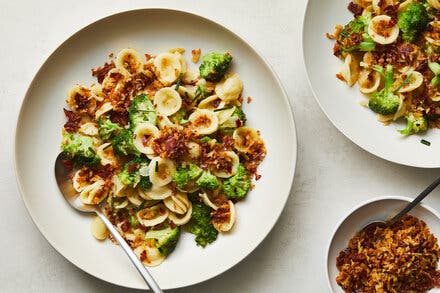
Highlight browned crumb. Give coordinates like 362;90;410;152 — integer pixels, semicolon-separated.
192;49;201;63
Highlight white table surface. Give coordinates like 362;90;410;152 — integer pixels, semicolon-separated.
2;0;440;292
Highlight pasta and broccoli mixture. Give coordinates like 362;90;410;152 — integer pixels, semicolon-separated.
329;0;440;135
59;48;266;266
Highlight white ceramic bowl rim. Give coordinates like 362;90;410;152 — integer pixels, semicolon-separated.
13;7;298;290
326;195;440;292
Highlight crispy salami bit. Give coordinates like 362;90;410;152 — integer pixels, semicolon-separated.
63;108;81;132
347;2;362;17
92;61;115;83
152;127;191;160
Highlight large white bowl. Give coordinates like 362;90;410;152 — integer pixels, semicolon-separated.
303;0;440;168
327;196;440;292
14;8;297;290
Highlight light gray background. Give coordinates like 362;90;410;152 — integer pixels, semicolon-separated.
1;0;439;292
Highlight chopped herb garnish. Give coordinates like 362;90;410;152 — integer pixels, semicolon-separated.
184;91;190;100
110;197;115;212
421;139;431;146
200;136;212;143
213;106;233;112
155;161;159;172
394;73;413;93
180;118;189;125
128;215;139;227
136;200;147;211
175;73;183;90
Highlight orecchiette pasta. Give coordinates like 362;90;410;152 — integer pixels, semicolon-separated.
215;73;243;103
79;122;99;136
340;54;360;87
133;122;160;155
358;69;381;94
96;143;117;166
95;102;113;120
211;151;240;178
154;87;182;116
148;157;176;187
164;193;190;214
233;127;260;153
137;203;169;227
397;71;423;93
115;48;144;76
368;15;400;45
90;216;109;240
188;109;219;135
134;243;165;267
80;179;107;205
168;202;193;226
212;201;236;232
154;52;182;86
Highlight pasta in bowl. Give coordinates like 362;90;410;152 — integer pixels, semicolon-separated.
328;0;440;136
59;47;266;267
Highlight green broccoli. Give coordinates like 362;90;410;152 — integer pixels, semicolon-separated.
196;170;220;190
199;52;233;82
172;164;203;189
398;2;430;43
368;65;401;115
220;107;247;129
189;201;218;247
145;226;181;256
429;62;440;86
338;13;375;53
170;108;187;125
128;94;157;128
118;157;152;189
97;118;122;141
399;113;428;135
111;129;140;157
61;132;100;167
222;164;251;199
128;214;139;228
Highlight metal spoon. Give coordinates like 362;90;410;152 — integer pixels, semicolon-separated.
54;153;163;293
361;175;440;231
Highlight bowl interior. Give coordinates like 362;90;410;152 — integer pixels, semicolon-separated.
327;196;440;293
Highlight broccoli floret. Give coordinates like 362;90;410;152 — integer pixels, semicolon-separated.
222;164;251;199
97;118;122;141
189;201;218;247
196;170;220;190
172;164;203;189
128;214;139;228
398;2;430;43
368;65;401;115
188;164;203;179
339;13;375;53
111;129;140;157
128;94;157;128
118;157;151;189
145;226;181;256
399;113;428;135
221;107;247;129
170;108;187;125
61;132;100;167
199;52;233;82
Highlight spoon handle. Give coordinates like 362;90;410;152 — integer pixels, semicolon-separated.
96;210;163;293
389;175;440;223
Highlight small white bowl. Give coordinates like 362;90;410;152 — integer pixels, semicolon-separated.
327;196;440;293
